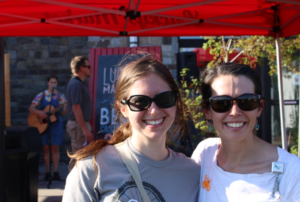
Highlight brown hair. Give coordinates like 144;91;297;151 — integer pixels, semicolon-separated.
47;75;58;82
68;55;186;169
70;56;88;74
201;63;262;109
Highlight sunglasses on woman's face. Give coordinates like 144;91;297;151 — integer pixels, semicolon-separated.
208;94;261;113
121;91;177;112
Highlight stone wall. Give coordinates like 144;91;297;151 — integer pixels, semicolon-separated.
138;37;178;78
6;37;89;126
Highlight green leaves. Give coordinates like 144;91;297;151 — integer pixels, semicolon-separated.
179;68;217;144
202;35;300;76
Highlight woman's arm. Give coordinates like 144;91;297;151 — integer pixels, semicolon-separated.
28;103;48;120
61;103;68;116
62;156;98;201
58;93;68;116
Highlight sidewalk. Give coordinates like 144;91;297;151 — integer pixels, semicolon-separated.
38;153;70;202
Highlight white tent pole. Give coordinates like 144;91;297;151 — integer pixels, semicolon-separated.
298;85;300;157
275;33;288;150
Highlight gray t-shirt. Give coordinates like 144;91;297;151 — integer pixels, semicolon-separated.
66;77;92;121
63;138;200;202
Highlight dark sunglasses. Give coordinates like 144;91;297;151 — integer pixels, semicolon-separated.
121;91;177;112
208;94;261;113
82;65;90;69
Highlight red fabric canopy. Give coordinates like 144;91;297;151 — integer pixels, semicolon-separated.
0;0;300;37
192;48;256;67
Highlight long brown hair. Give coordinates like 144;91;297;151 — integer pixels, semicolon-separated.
69;55;186;168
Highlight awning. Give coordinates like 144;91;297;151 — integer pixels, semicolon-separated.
0;0;299;37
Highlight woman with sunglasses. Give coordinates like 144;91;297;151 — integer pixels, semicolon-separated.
192;63;300;202
63;56;200;202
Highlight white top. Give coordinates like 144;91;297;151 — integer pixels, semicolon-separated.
191;138;300;202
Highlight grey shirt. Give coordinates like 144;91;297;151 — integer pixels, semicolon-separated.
63;138;200;202
66;77;92;121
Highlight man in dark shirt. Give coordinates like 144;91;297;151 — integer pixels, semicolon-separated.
66;56;94;154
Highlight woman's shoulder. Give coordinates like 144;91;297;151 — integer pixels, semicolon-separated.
170;149;200;170
194;138;220;153
94;144;124;165
36;90;47;97
277;148;300;199
74;155;95;172
74;145;122;172
278;147;300;169
191;138;220;164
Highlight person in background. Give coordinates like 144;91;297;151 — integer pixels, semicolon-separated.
66;56;93;156
29;75;67;181
62;55;200;202
192;63;300;202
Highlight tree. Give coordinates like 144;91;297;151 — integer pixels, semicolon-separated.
179;68;217;149
203;35;300;75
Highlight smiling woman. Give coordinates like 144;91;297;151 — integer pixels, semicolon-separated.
191;63;300;202
62;55;200;202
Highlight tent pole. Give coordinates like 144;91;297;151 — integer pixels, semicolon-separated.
275;33;287;150
298;90;300;157
0;37;7;202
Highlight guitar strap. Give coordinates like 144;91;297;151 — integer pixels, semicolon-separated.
40;90;61;112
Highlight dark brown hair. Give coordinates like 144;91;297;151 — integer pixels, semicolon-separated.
201;63;262;109
47;75;58;82
69;55;185;168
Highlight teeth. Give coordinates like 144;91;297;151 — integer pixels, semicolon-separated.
226;122;244;128
145;118;163;125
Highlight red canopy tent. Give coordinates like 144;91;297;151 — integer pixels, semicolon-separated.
0;0;299;37
1;0;300;200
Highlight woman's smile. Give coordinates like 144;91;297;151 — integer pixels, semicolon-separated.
224;121;245;131
144;117;165;126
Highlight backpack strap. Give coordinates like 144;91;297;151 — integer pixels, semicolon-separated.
114;141;151;202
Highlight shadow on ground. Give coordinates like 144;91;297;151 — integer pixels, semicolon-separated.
38;152;70;202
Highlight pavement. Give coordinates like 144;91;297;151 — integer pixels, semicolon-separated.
38;152;70;202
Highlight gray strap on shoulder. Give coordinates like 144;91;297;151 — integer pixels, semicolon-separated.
114;142;151;202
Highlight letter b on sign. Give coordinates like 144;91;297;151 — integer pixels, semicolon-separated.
100;108;109;125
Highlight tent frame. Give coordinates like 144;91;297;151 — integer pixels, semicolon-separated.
0;37;7;202
0;0;299;36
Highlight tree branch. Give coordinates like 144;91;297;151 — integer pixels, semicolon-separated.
230;50;244;62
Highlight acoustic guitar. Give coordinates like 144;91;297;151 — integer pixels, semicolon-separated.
27;105;57;134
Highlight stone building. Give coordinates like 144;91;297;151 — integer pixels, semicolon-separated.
4;36;179;148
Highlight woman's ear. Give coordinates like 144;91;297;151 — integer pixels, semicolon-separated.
117;102;128;118
257;99;264;117
203;108;212;120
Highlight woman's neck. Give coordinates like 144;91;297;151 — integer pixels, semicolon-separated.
217;135;260;172
130;134;169;161
47;88;58;94
217;135;278;174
